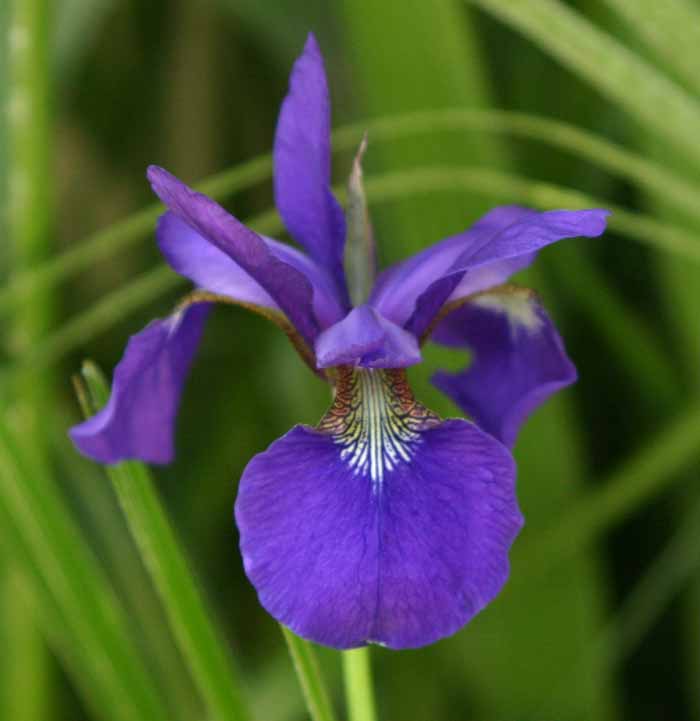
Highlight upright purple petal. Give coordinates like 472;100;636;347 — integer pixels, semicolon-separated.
432;293;576;448
236;368;522;649
148;166;320;343
273;34;348;299
70;303;210;464
157;212;346;328
314;305;421;369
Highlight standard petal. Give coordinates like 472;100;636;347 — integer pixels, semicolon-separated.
314;305;421;369
148;165;320;343
273;33;347;297
70;303;210;464
157;212;346;328
431;292;576;448
369;206;532;326
370;206;609;337
235;368;522;649
158;212;279;309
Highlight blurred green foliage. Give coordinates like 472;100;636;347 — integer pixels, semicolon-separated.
3;1;700;720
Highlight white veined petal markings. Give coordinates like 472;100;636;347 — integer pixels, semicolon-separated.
318;367;440;490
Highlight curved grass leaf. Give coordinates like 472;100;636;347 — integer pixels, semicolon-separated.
601;0;700;95
467;0;700;168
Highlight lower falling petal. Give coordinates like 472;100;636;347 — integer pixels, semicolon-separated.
235;367;523;649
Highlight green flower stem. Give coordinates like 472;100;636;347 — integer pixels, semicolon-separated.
0;415;171;721
342;648;378;721
281;627;338;721
1;108;699;318
77;362;252;721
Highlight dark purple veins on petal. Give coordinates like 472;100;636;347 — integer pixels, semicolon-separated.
432;293;577;448
70;302;210;465
235;367;522;649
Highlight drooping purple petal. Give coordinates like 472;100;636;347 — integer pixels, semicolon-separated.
273;33;348;300
157;212;346;328
70;303;210;464
148;166;320;343
370;206;609;337
432;293;576;448
235;368;522;649
314;305;421;369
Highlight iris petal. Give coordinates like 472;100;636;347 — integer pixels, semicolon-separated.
148;166;320;344
273;33;348;299
235;368;522;649
315;305;421;369
158;213;279;309
157;212;346;328
432;292;576;448
70;303;210;464
370;206;609;338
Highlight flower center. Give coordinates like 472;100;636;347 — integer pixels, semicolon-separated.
318;367;440;490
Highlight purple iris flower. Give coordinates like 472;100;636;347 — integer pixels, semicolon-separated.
70;34;609;650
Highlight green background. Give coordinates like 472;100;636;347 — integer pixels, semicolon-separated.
3;1;700;719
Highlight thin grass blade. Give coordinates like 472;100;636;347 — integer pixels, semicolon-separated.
0;416;171;721
600;0;700;95
281;627;338;721
77;363;252;721
467;0;700;168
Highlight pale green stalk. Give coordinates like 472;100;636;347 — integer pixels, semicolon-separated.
77;363;251;721
342;649;378;721
2;108;700;317
281;627;338;721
